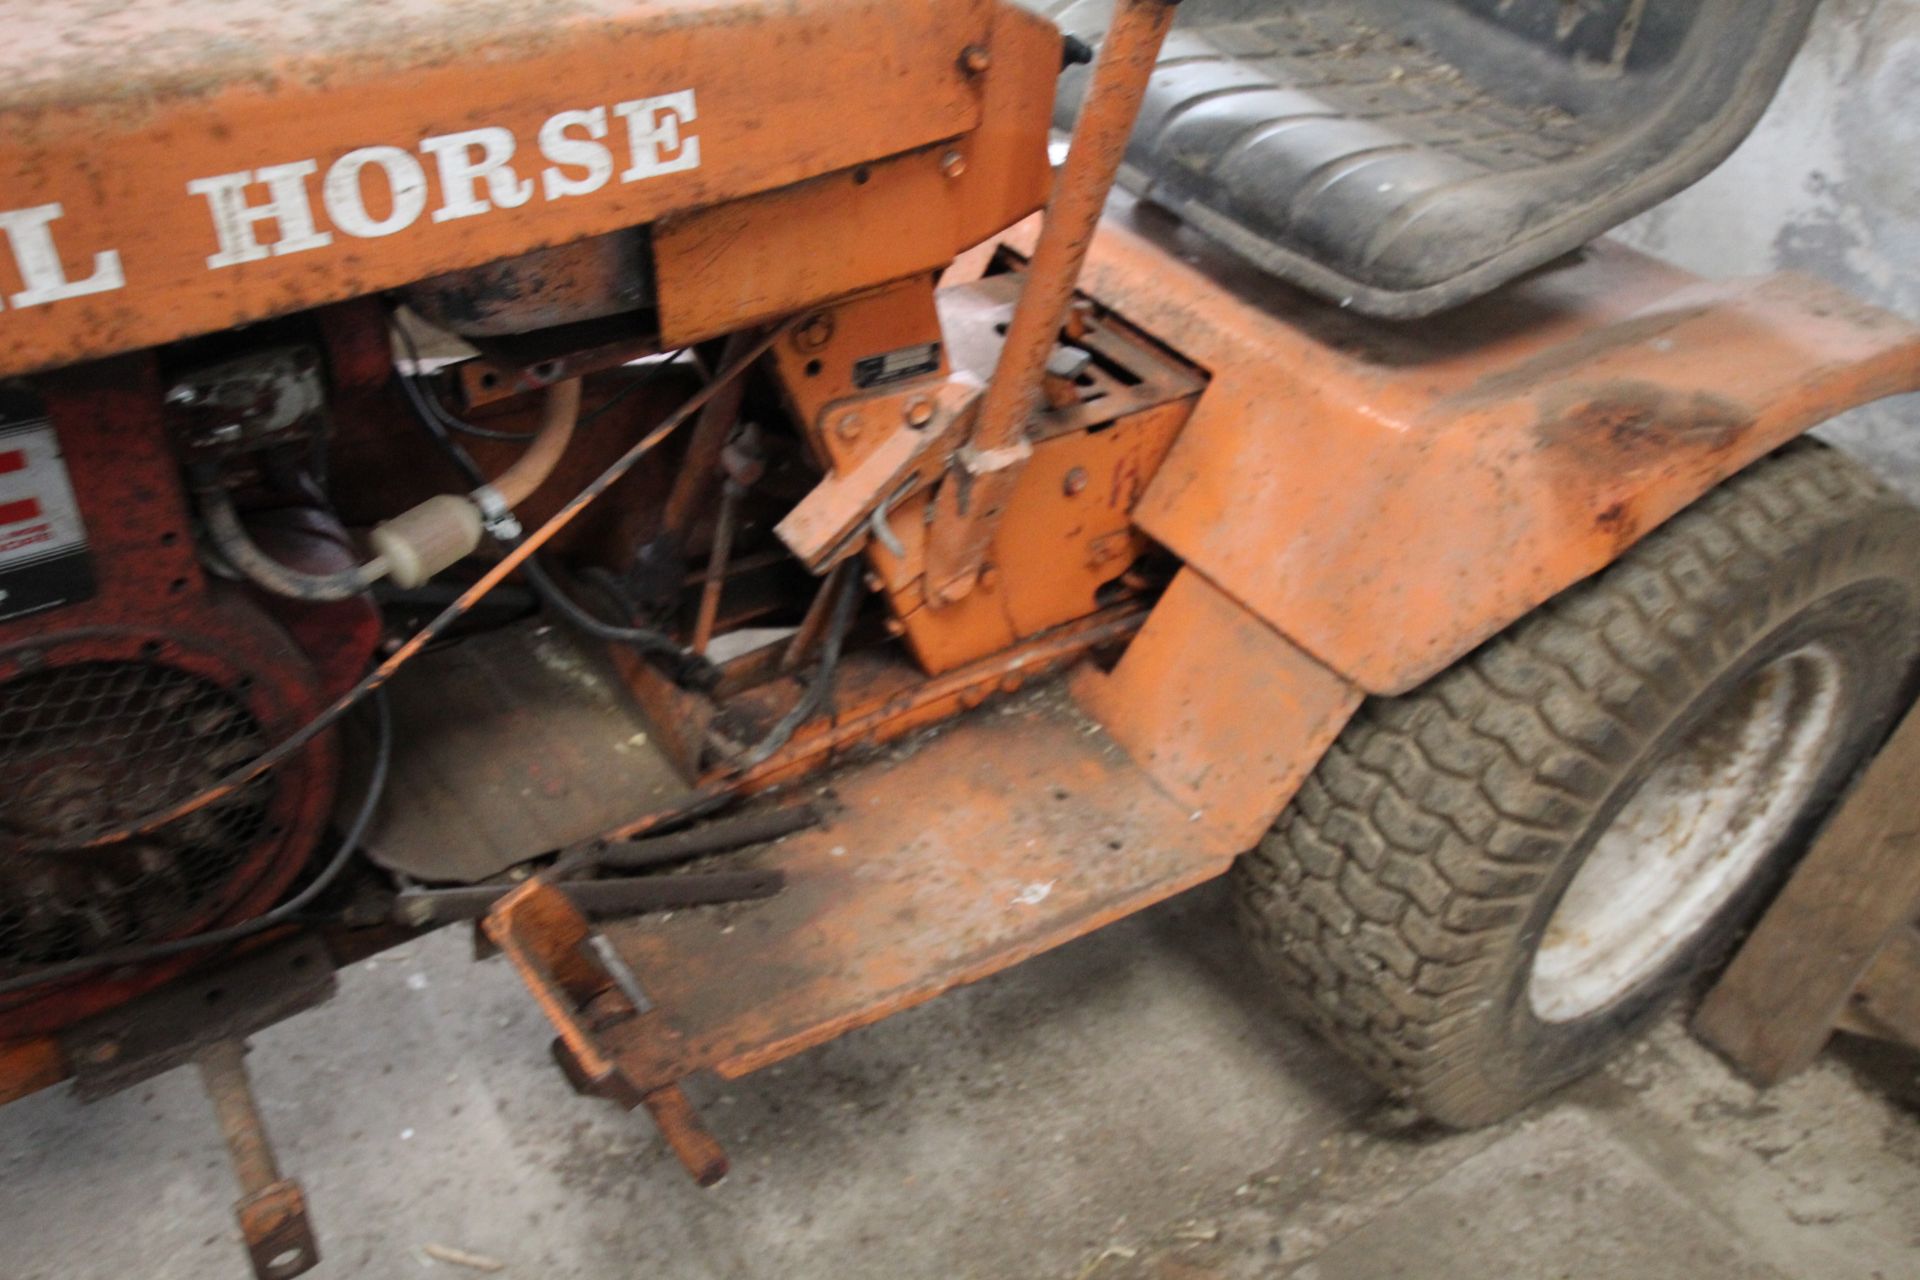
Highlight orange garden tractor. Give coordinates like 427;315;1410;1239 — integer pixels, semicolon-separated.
3;1;1917;1275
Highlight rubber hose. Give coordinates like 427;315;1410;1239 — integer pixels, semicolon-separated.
487;378;582;508
199;485;389;602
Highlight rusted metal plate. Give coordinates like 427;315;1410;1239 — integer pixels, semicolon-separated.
0;1036;65;1106
1073;567;1363;853
1033;196;1920;695
518;684;1239;1094
60;935;336;1102
650;1;1059;346
350;621;688;884
822;271;1201;675
0;0;991;377
700;605;1146;796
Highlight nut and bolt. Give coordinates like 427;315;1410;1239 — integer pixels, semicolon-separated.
794;313;836;353
1063;466;1090;497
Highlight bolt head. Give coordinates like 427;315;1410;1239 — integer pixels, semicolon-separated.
86;1038;121;1065
835;413;863;440
941;150;968;179
905;399;935;429
794;313;836;353
1063;466;1090;497
961;45;992;74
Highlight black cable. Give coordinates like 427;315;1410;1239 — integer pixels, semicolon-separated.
558;562;865;880
0;691;396;1000
736;560;862;770
38;322;787;856
390;341;717;689
519;554;718;689
393;320;538;443
395;318;684;444
395;364;487;488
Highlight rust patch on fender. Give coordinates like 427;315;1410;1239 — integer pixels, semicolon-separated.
1537;380;1751;462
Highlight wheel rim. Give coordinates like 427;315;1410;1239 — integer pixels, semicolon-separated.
1527;643;1845;1023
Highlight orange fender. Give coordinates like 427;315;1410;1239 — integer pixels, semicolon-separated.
1072;196;1920;696
1055;195;1920;848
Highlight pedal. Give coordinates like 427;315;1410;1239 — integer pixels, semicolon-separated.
485;878;731;1186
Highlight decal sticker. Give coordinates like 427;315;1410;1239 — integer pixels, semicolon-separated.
0;389;94;623
0;90;702;313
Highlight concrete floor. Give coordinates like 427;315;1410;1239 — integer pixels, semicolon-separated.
3;879;1916;1280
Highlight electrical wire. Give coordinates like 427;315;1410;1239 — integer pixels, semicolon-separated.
391;335;718;688
736;559;862;770
517;554;718;688
393;320;535;442
0;691;396;1000
31;321;793;855
395;361;486;487
553;558;864;880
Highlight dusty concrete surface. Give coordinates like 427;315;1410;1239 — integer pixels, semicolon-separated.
2;882;1916;1280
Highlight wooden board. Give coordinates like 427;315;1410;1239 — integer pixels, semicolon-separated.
1693;698;1920;1082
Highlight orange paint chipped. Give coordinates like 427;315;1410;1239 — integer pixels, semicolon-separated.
0;0;994;377
505;689;1238;1100
1074;568;1363;852
1029;196;1920;695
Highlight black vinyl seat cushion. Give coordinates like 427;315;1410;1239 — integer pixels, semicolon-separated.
1033;0;1818;317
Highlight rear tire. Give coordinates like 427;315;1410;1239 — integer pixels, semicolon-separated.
1233;441;1920;1126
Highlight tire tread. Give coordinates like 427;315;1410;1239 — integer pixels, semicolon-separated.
1233;442;1914;1124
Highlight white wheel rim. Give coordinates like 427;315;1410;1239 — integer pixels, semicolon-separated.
1527;644;1845;1023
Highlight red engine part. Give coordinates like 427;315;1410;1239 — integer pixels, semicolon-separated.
0;355;378;1037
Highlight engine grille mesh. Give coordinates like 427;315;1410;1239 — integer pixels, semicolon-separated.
0;661;275;968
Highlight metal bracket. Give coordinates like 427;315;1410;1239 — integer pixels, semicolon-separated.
485;879;732;1186
234;1178;321;1280
775;374;982;573
198;1038;321;1280
60;935;337;1102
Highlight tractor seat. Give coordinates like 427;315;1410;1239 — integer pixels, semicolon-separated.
1035;0;1818;318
